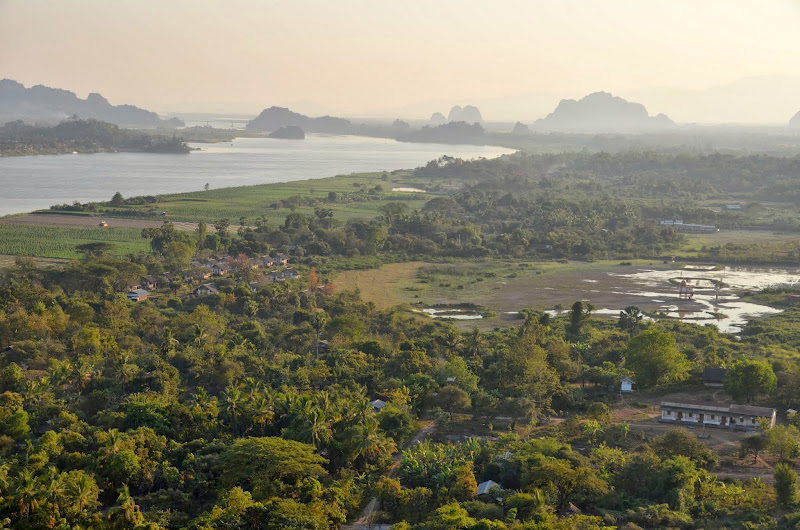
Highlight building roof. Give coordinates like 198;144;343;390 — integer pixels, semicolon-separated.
703;367;728;383
195;283;219;294
369;399;387;410
127;289;149;297
477;480;500;496
729;404;777;417
142;275;157;283
661;400;776;417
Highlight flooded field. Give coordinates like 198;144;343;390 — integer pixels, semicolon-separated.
581;266;795;333
337;261;799;333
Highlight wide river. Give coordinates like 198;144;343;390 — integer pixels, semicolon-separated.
0;135;514;217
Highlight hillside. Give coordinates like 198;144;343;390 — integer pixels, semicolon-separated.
0;79;184;127
791;110;800;128
534;91;675;132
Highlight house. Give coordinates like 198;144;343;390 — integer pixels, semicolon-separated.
317;339;330;353
532;243;552;252
122;281;141;292
259;256;276;268
193;283;219;296
660;400;776;431
477;480;501;497
212;264;230;276
126;289;149;302
273;253;289;266
282;268;299;280
141;276;158;290
267;270;284;282
620;377;634;393
369;399;387;412
248;282;259;293
703;367;728;388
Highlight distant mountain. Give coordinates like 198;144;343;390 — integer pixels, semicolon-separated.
791;110;800;128
268;125;305;139
430;112;447;125
246;106;351;133
534;91;675;132
0;79;183;127
398;121;484;144
447;105;483;123
512;121;530;135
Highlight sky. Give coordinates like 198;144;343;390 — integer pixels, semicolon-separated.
2;0;800;123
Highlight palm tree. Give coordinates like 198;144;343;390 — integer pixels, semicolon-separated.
465;326;484;357
66;473;100;514
248;393;275;435
620;420;630;441
15;469;41;518
440;328;462;357
43;467;65;523
343;419;397;470
222;386;243;434
285;395;333;449
110;485;142;525
160;326;179;354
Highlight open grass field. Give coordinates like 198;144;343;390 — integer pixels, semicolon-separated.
334;259;701;329
0;223;150;259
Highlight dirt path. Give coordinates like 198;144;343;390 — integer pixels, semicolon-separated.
3;214;210;232
343;421;435;530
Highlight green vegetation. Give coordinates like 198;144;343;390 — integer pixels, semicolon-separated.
0;118;190;156
0;223;149;258
7;132;800;528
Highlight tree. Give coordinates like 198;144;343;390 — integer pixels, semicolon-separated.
775;462;798;507
219;437;327;500
741;434;768;464
618;306;643;334
110;191;124;206
76;241;116;258
568;301;594;335
625;328;690;388
767;424;800;461
723;359;777;404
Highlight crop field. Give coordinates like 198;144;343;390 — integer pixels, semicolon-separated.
49;171;436;225
0;223;149;259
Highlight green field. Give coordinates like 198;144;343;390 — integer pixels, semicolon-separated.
0;223;150;259
47;171;436;225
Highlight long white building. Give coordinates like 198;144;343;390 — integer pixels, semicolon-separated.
660;401;776;431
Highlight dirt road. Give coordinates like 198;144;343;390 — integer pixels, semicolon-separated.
3;214;207;232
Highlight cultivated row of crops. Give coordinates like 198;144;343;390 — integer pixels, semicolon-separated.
0;223;149;259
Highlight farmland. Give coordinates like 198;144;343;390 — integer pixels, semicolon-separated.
0;222;149;259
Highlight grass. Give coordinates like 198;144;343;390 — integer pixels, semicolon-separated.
46;171;436;225
0;223;149;259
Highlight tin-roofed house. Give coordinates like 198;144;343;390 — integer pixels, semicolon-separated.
660;400;776;431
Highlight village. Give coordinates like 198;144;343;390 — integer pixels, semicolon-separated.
122;251;319;302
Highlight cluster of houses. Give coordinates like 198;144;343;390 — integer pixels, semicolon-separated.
125;253;300;302
188;253;292;279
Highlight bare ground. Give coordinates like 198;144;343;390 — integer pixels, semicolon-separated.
4;214;205;232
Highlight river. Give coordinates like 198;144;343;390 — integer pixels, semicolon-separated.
0;134;514;217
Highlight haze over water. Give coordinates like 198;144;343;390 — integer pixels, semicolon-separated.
0;135;513;217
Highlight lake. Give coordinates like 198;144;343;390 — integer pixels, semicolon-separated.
0;135;514;217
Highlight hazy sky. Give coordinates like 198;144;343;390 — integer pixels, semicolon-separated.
2;0;800;122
